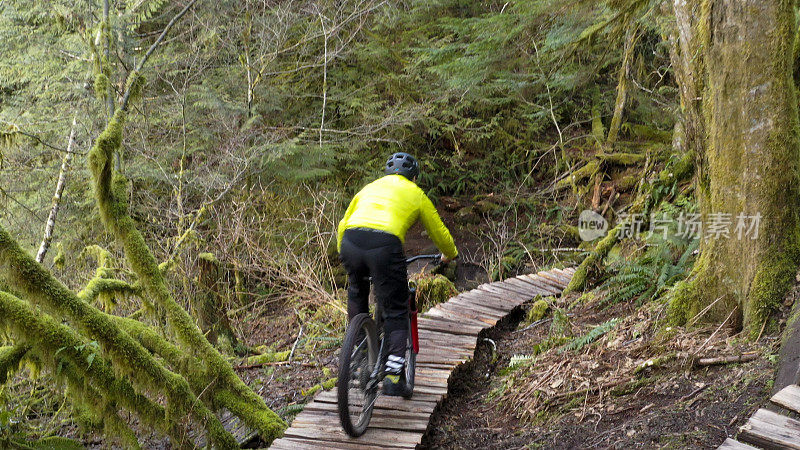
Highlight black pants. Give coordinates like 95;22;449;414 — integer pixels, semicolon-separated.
339;228;408;358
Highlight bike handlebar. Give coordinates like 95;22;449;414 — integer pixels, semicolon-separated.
405;253;442;263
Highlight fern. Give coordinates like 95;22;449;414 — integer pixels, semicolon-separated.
508;354;534;369
559;318;620;353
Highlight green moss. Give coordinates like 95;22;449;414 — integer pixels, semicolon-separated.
28;436;85;450
321;377;337;390
455;206;479;224
0;343;30;384
526;299;550;322
474;200;501;215
748;245;800;337
214;389;286;445
597;152;645;166
412;274;458;312
246;350;290;365
94;73;110;100
198;252;217;263
52;243;65;271
302;377;338;397
302;384;321;397
591;93;606;144
0;291;167;448
563;224;621;295
125;71;145;103
0;228;237;448
555;159;600;191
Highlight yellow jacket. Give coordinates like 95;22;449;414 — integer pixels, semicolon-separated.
337;175;458;259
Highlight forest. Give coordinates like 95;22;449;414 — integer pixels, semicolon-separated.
1;0;799;448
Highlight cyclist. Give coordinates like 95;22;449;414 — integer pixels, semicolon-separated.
337;152;458;397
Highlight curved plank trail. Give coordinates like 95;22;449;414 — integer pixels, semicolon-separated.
269;267;575;449
719;383;800;449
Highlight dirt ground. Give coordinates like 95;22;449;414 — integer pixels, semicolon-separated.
420;302;779;450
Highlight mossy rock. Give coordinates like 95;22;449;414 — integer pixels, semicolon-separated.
471;193;507;206
455;206;479;224
474;199;502;215
526;299;551;322
616;174;638;191
412;274;458;312
629;124;673;143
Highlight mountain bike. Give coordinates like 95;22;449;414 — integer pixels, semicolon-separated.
337;253;442;437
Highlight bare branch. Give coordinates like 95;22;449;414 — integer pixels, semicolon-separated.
36;117;78;263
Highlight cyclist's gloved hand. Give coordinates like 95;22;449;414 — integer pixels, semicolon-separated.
433;254;458;281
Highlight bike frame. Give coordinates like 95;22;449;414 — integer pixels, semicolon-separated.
368;253;440;386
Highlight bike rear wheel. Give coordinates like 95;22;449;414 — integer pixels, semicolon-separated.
338;313;379;437
403;320;416;398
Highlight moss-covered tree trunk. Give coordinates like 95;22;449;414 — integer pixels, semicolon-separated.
606;26;638;148
195;253;239;353
668;0;800;334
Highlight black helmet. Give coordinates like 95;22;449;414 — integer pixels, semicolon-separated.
385;152;419;180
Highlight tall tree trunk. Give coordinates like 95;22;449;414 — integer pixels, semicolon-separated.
668;0;800;335
194;252;240;353
606;26;639;148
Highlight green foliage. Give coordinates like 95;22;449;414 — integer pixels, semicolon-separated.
599;207;698;307
559;318;620;353
549;306;572;337
411;273;458;312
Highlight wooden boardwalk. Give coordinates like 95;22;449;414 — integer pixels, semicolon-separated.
718;384;800;449
269;267;575;449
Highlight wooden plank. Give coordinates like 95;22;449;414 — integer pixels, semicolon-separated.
416;353;469;366
440;297;509;317
519;274;562;294
717;438;760;450
443;302;509;320
513;275;562;295
541;269;571;285
522;273;563;291
739;408;800;449
271;437;389;450
460;288;523;304
422;308;491;327
417;318;485;336
429;303;501;325
282;424;421;448
453;291;520;311
436;307;499;326
415;361;458;371
551;268;574;282
303;401;431;420
417;333;476;350
535;271;569;289
490;280;540;297
476;284;528;301
314;389;441;414
291;410;431;432
771;384;800;414
504;277;554;296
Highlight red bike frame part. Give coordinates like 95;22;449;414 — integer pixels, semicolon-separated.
409;288;420;354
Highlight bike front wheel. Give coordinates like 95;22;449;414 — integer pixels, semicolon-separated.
338;313;379;437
